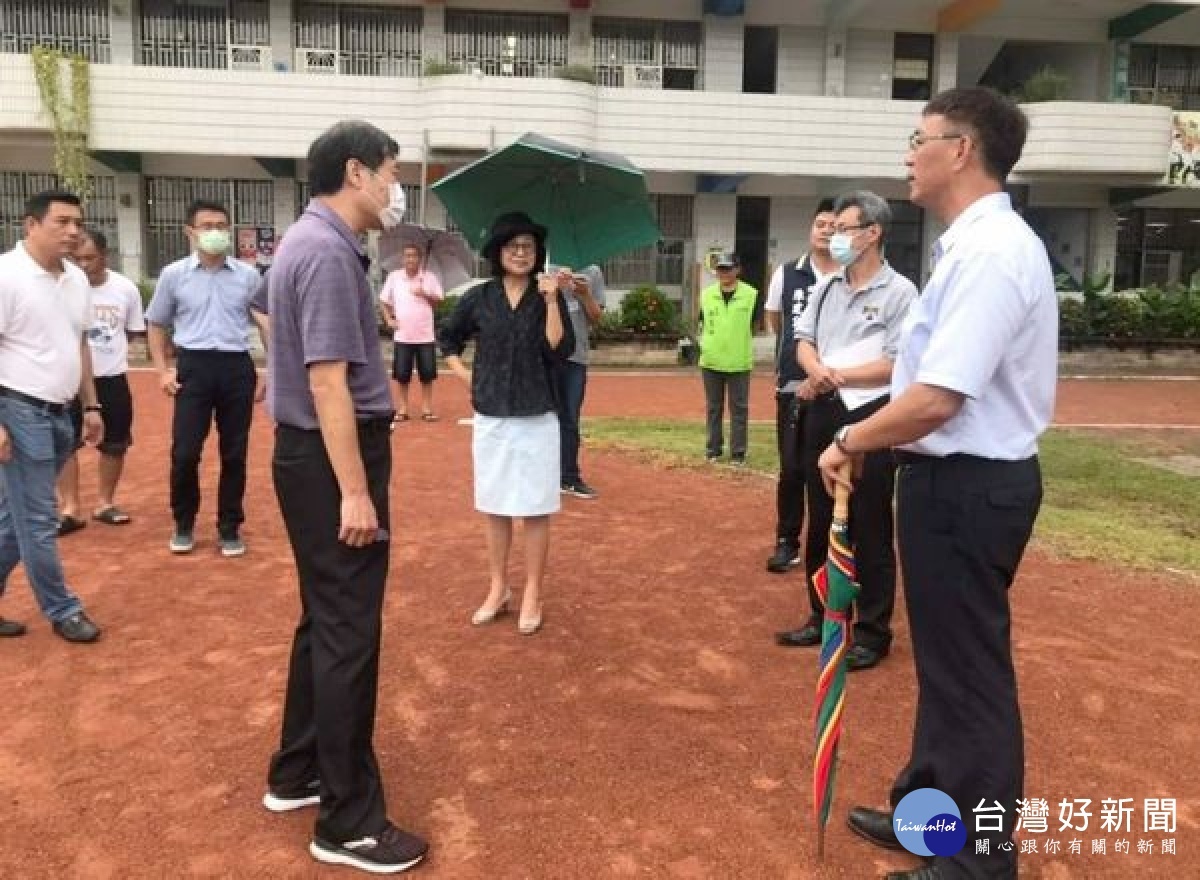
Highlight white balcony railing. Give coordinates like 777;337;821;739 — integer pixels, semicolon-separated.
0;54;1176;184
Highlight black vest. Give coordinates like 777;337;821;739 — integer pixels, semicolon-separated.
776;257;818;386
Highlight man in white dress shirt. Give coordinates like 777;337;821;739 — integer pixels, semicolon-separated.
817;88;1057;879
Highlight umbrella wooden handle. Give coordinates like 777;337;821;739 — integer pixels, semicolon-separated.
832;463;851;519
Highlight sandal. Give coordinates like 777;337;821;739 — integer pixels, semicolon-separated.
93;506;131;525
57;515;87;537
421;412;439;422
391;413;409;430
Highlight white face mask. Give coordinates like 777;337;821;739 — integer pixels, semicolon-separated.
365;172;406;230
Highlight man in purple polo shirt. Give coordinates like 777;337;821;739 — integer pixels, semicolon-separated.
258;120;428;874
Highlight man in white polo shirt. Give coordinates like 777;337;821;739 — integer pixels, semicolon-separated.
817;88;1056;880
0;189;105;643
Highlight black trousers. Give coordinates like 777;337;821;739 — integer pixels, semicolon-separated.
268;418;393;843
801;394;896;652
889;453;1042;880
774;390;808;548
169;349;256;532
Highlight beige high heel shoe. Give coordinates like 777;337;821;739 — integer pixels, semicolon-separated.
518;604;543;636
472;588;512;625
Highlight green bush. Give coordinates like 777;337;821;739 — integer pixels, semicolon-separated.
423;59;464;76
1016;66;1072;102
1059;274;1200;342
619;285;679;336
554;64;597;84
138;279;156;309
434;293;461;323
591;310;627;341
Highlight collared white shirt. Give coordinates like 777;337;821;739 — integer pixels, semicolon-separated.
892;193;1058;459
0;241;91;404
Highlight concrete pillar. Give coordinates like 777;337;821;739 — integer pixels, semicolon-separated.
423;4;446;67
567;7;593;69
1110;39;1130;102
1088;206;1118;286
703;15;744;93
269;0;292;71
824;29;847;97
934;33;958;95
108;0;135;65
272;177;297;241
114;172;144;279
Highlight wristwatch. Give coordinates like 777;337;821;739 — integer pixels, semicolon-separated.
833;425;852;454
84;404;103;413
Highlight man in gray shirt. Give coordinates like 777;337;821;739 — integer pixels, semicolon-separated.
259;120;427;875
775;191;915;672
554;264;605;499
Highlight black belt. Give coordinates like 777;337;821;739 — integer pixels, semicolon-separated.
278;415;394;435
894;450;1036;469
0;386;67;415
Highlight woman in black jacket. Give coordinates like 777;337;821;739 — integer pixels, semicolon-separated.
438;212;574;635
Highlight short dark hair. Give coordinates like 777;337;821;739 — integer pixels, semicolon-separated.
80;227;108;252
814;198;836;217
307;120;400;198
923;86;1028;182
23;189;82;222
185;199;228;226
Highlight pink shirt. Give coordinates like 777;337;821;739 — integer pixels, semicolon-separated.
379;268;444;344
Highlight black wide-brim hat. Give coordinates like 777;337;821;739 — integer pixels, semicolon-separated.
481;211;547;261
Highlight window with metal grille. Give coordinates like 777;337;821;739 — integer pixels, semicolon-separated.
1127;43;1200;110
139;0;270;70
144;177;273;275
445;9;568;78
293;4;422;76
592;17;702;90
0;172;119;261
0;0;111;62
602;194;693;287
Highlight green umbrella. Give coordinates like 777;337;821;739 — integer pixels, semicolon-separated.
431;132;661;268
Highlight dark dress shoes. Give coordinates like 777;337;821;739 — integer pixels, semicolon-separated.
847;644;888;671
0;617;27;637
775;621;822;647
847;806;904;851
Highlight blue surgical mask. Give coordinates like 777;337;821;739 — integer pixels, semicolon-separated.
829;233;859;267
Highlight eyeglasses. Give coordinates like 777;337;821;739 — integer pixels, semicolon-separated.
502;241;537;254
909;131;965;150
833;223;871;235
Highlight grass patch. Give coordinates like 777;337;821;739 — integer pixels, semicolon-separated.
586;417;1200;575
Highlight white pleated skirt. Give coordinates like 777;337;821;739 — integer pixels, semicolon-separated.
472;412;561;516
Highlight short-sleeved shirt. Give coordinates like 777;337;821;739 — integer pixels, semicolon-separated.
379;268;444;344
0;241;91;403
893;193;1057;460
145;254;260;351
550;264;605;365
794;263;915;362
266;202;394;430
86;269;145;377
